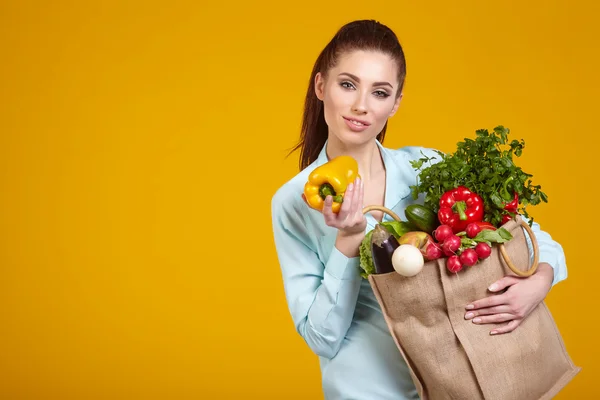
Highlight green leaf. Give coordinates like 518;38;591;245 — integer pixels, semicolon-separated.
474;229;513;244
380;221;414;239
359;230;375;278
410;158;426;170
497;227;513;241
490;192;506;208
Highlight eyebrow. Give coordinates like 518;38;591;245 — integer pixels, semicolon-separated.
338;72;394;89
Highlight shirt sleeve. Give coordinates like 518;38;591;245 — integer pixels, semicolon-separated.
522;216;568;286
271;194;362;360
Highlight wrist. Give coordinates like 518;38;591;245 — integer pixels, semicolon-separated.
335;231;365;258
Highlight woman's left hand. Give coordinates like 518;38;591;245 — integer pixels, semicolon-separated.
464;263;555;335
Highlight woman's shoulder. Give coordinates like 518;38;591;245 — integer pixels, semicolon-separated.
385;144;443;162
380;145;444;177
271;163;314;218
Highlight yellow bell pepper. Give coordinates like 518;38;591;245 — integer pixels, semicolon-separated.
303;155;360;213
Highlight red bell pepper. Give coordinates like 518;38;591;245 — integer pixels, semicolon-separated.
501;176;519;212
501;176;519;224
503;192;519;213
438;186;484;233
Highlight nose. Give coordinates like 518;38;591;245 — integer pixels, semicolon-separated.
352;92;368;114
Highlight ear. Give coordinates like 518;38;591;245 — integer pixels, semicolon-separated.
314;72;325;101
388;92;403;117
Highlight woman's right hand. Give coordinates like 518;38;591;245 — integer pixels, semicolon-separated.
326;177;367;236
302;177;367;257
303;177;366;235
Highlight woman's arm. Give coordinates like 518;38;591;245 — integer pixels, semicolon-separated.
271;198;362;359
525;218;567;286
464;218;568;334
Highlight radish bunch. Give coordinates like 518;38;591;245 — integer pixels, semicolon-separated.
429;223;494;274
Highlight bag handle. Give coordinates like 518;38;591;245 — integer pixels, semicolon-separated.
362;206;540;277
362;205;402;222
499;218;540;277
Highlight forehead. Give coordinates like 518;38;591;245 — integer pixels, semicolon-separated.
331;50;398;84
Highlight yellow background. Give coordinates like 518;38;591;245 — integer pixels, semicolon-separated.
1;1;597;398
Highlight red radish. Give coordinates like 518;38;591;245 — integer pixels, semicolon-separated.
465;223;482;238
425;242;443;261
459;248;479;267
442;235;461;256
475;242;492;259
447;255;463;273
434;225;453;242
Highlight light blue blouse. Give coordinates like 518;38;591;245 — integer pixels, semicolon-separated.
270;140;567;400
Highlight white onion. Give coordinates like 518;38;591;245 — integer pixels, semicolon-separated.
391;244;425;277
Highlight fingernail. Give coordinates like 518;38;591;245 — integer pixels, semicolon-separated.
490;331;498;335
473;318;481;323
465;304;474;310
348;183;354;191
465;312;474;320
488;284;498;291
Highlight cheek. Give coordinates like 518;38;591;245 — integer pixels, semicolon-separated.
371;101;395;122
322;88;350;122
324;86;352;109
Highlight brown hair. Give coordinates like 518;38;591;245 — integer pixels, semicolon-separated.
289;20;407;171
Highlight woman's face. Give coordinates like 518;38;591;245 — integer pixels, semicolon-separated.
315;50;402;147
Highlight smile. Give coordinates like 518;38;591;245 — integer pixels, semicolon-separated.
343;117;371;132
343;117;371;126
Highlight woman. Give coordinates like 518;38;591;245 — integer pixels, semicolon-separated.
271;19;567;399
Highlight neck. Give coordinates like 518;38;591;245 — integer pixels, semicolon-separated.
325;135;384;181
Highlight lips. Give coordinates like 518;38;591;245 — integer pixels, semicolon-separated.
343;117;371;126
343;116;371;132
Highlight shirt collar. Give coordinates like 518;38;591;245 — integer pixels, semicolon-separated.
314;139;411;222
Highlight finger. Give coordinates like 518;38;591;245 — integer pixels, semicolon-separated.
471;313;514;325
490;319;520;335
357;178;367;224
488;276;522;292
466;293;508;311
337;182;354;221
358;178;364;215
322;196;335;225
464;305;512;319
350;178;362;216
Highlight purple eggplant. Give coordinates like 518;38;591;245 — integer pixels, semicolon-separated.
371;224;400;274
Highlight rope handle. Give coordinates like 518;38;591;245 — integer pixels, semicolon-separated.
362;206;539;277
499;218;539;277
362;205;402;221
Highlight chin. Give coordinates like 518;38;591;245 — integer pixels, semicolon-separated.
335;128;377;146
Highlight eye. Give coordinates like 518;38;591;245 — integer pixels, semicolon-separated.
374;90;390;98
340;81;356;90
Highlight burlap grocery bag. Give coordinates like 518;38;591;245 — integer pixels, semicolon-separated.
367;216;580;400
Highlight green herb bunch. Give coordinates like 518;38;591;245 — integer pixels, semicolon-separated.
409;126;548;227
